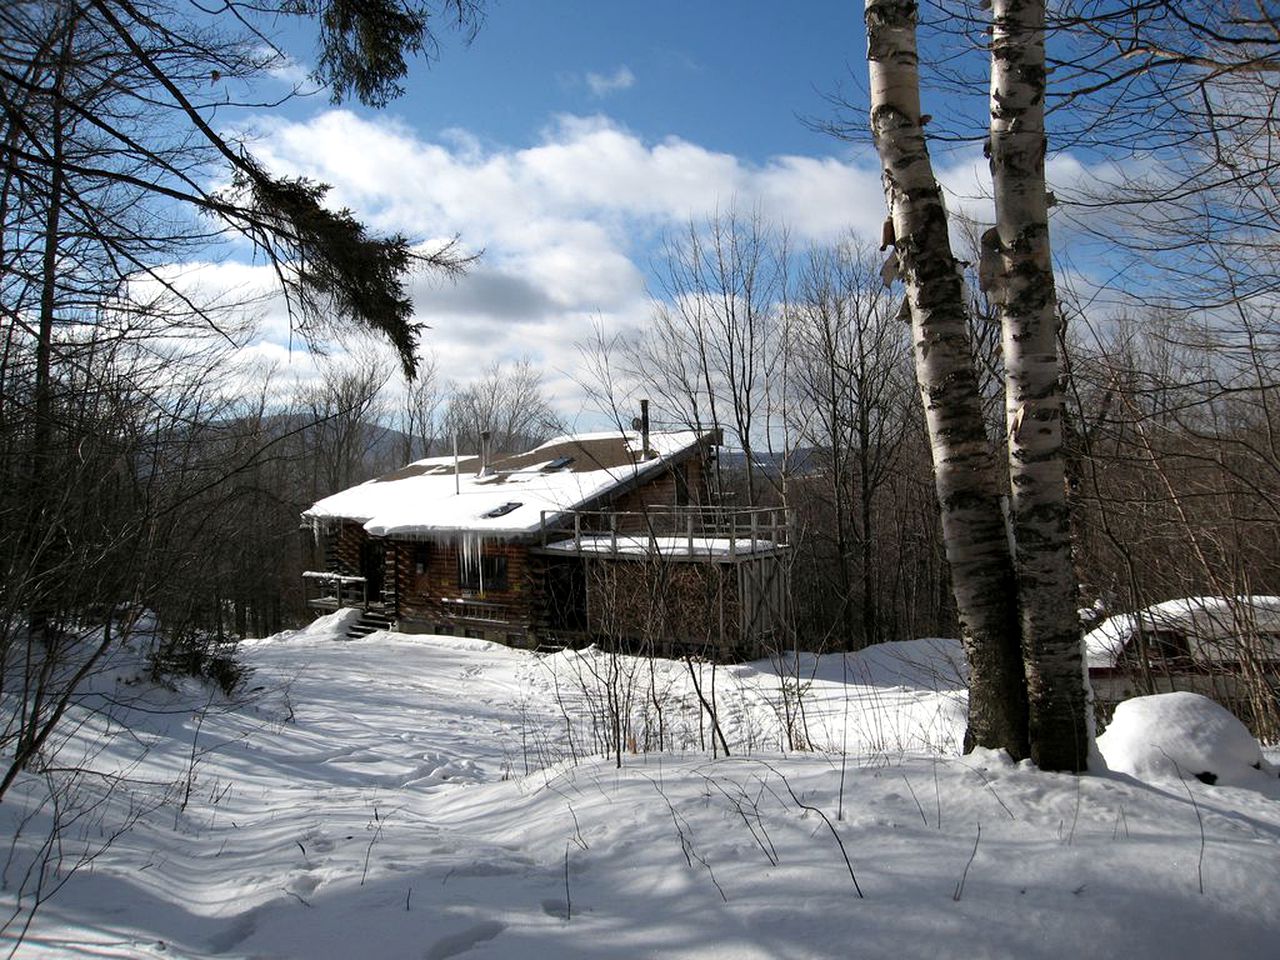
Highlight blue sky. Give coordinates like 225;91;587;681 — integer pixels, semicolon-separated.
312;1;867;163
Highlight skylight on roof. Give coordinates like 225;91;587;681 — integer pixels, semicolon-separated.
480;501;522;519
542;456;576;472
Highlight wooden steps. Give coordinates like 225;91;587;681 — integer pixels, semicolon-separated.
347;607;394;640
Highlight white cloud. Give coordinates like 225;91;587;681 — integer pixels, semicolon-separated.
194;110;1125;424
585;66;635;98
227;110;1063;415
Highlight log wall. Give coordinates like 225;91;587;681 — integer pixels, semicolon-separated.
393;540;536;647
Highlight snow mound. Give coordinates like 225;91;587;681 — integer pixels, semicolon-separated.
241;608;361;646
841;636;967;689
1097;692;1274;786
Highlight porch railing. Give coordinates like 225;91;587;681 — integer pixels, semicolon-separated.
302;570;368;610
436;597;513;624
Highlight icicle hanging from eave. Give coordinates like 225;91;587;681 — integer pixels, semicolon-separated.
308;515;335;545
363;525;525;547
459;529;484;594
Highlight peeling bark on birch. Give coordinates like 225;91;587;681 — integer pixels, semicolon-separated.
865;0;1028;758
989;0;1089;771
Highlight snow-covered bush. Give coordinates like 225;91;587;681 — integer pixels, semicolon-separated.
1097;692;1276;786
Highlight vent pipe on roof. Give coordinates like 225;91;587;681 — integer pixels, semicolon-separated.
640;399;651;460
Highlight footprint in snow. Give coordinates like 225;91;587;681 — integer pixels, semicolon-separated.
424;920;506;960
301;828;335;854
207;911;258;954
286;872;320;896
541;899;570;920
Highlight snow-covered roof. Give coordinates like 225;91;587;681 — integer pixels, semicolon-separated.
1084;596;1280;668
303;430;713;539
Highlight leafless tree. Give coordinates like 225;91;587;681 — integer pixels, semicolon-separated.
634;210;790;505
298;351;394;499
397;349;443;462
865;0;1032;760
986;0;1091;772
575;231;957;659
442;359;560;455
786;237;915;648
1066;306;1280;738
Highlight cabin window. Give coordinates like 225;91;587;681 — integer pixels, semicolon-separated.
413;545;431;576
1122;629;1191;667
458;553;509;593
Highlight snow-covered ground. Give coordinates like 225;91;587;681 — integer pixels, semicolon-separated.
3;614;1280;959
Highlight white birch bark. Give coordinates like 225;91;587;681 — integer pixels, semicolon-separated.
988;0;1089;770
865;0;1028;756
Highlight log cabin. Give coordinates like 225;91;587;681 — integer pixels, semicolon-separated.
301;425;789;658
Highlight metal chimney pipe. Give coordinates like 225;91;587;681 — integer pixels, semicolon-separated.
640;399;651;459
479;429;492;476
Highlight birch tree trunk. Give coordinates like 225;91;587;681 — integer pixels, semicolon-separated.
988;0;1090;771
865;0;1028;757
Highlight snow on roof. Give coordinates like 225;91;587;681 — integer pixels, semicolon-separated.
302;430;711;539
1084;596;1280;668
540;534;783;560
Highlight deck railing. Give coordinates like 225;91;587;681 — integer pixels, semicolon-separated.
536;505;791;560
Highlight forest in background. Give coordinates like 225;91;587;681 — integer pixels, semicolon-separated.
7;212;1276;670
